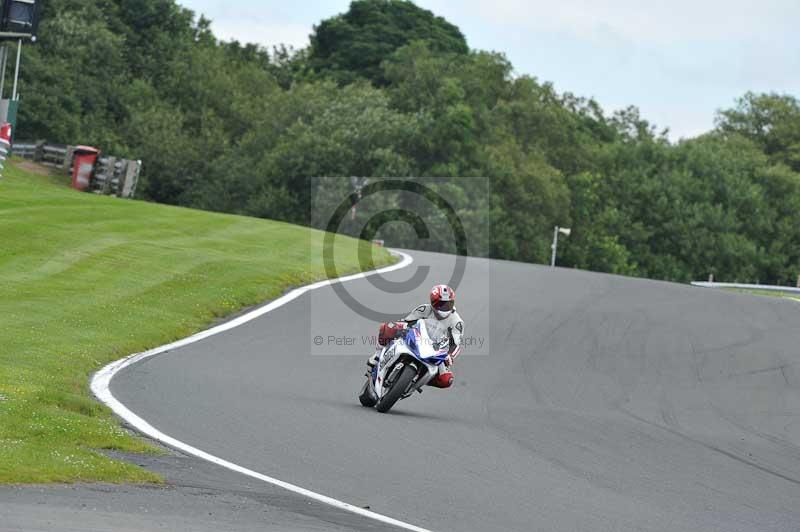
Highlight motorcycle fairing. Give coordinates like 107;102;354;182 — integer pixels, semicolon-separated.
372;320;448;400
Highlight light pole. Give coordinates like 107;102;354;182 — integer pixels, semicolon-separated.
11;37;20;100
550;225;571;267
349;176;368;220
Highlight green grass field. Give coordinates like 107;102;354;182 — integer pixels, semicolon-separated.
0;161;394;484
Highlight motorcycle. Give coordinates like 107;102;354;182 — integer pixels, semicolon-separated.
358;318;450;413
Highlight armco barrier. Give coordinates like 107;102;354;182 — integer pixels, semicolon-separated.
692;281;800;295
10;139;141;199
40;144;69;169
10;140;40;159
91;156;141;198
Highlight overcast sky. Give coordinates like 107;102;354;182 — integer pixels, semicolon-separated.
178;0;800;140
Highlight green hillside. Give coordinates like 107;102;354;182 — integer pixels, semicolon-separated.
0;161;393;483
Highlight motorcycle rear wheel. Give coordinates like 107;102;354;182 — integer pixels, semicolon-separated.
358;377;377;407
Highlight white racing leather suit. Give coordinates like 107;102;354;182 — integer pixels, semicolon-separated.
401;303;465;366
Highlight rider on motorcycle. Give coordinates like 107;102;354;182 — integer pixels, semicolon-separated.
367;284;464;388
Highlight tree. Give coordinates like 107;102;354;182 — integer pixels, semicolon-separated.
308;0;468;86
17;1;127;149
196;82;422;224
716;92;800;172
111;0;195;83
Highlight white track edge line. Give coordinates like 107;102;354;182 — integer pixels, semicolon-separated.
91;250;434;532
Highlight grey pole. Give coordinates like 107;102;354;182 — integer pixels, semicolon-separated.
0;46;7;99
12;39;22;101
550;225;559;267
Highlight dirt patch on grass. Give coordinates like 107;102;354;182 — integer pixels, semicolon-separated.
14;160;55;176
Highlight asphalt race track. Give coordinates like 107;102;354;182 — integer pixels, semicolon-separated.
111;250;800;532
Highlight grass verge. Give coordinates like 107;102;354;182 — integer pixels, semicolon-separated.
0;160;394;483
724;288;800;300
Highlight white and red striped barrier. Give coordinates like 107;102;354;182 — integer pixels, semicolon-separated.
0;123;11;177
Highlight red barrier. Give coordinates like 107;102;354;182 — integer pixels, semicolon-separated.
0;123;11;177
71;145;100;191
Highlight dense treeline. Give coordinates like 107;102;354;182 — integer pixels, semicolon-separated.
16;0;800;283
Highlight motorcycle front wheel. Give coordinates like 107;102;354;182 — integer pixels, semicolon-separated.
375;365;416;413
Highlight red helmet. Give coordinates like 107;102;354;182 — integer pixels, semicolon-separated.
430;284;455;318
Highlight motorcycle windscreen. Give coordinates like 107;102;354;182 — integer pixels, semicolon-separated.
411;319;450;360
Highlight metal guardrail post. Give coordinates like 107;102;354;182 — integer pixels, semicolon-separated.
91;156;108;194
64;145;75;175
103;157;115;194
111;158;124;195
33;140;44;162
131;160;141;198
119;159;141;198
